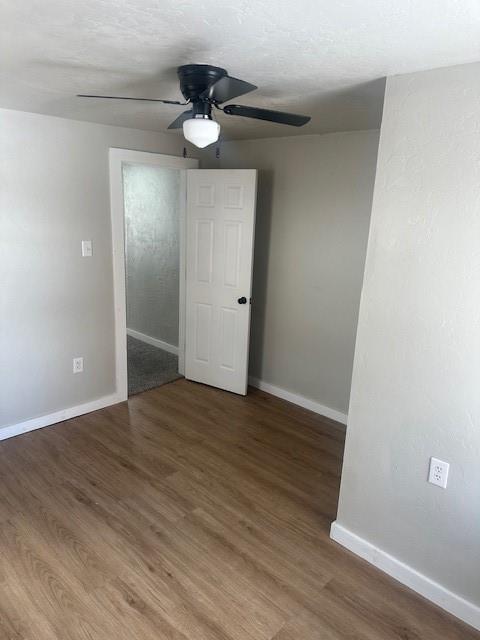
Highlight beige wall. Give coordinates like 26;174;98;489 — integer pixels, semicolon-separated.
336;63;480;615
0;108;196;430
208;132;379;415
1;110;377;430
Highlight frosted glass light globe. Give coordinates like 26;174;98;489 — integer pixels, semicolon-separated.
183;116;220;148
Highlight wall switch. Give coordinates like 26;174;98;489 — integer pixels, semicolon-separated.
73;357;84;374
81;240;93;257
428;457;449;488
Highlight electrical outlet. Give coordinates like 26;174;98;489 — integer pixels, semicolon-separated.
428;457;449;488
73;357;84;374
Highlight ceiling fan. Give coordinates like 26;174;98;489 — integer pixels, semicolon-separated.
78;64;311;148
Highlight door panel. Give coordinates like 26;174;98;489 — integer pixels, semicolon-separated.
220;307;237;370
185;170;257;395
223;222;242;287
195;220;214;283
194;303;212;363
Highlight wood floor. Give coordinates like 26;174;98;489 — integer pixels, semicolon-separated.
0;380;477;640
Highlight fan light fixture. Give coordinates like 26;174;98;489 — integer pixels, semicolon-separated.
183;115;220;148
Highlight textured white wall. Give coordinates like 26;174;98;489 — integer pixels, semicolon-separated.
336;62;480;607
0;108;195;429
209;131;379;415
124;164;180;347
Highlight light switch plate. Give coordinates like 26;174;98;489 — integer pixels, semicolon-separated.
81;240;93;257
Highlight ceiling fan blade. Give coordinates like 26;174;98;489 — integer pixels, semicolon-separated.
200;76;257;103
77;94;187;105
167;110;194;129
223;104;310;126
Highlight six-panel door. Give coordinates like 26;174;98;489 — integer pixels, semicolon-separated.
185;170;257;395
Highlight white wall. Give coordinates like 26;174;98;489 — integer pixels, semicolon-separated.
209;132;379;416
335;62;480;623
0;108;196;431
124;164;180;347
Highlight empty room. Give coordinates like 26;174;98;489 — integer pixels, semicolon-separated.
1;1;480;638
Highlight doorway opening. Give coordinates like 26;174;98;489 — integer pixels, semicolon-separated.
109;149;198;401
123;163;182;395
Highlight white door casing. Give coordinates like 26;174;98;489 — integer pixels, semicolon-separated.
185;170;257;395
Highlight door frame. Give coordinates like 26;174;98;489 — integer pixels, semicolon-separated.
109;148;199;400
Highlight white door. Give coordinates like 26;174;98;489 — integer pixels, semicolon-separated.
185;169;257;395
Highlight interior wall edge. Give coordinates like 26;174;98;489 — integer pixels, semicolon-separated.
330;521;480;632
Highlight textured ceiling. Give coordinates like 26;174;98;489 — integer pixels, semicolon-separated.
2;1;480;140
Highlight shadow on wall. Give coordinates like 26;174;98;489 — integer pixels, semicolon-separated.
249;169;274;379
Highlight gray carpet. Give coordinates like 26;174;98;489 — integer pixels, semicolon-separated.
127;335;181;396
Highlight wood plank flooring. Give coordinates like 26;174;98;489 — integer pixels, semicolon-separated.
0;379;477;639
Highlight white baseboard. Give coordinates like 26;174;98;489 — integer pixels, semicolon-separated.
0;392;125;442
127;328;179;356
330;521;480;632
248;376;347;424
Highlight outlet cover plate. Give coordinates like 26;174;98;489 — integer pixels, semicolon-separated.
73;357;84;374
428;457;449;488
81;240;93;257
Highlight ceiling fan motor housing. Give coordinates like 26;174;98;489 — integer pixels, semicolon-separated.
177;64;227;102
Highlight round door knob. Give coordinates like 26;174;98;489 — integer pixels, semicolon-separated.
238;296;247;304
